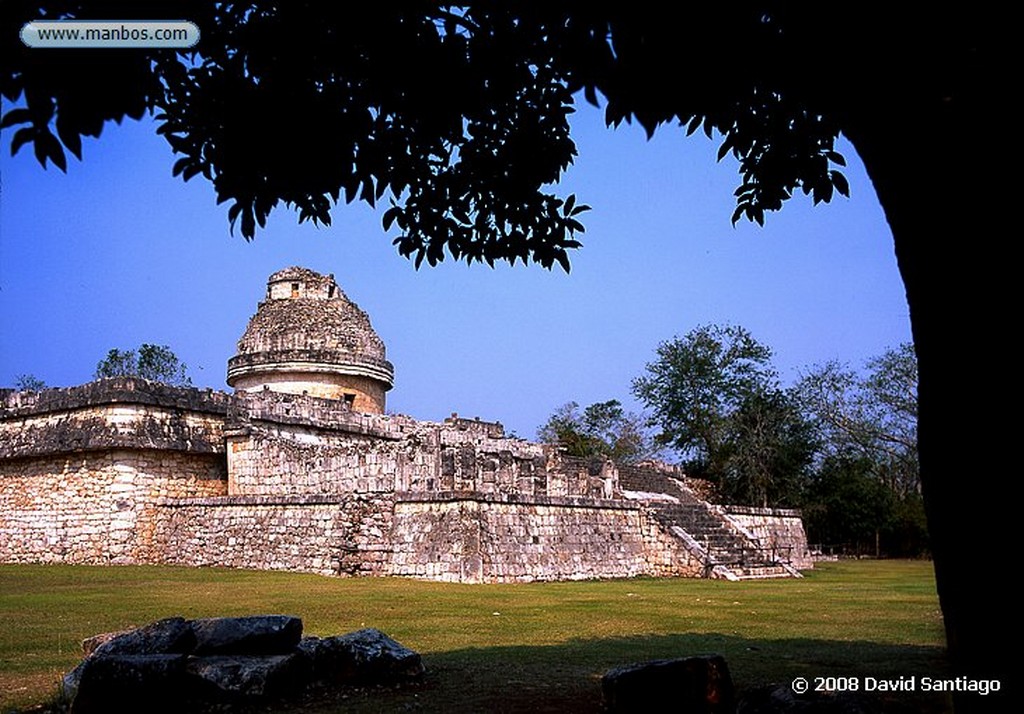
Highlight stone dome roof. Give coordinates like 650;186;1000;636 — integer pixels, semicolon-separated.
227;268;394;403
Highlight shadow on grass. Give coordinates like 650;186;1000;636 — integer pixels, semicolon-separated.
290;633;949;714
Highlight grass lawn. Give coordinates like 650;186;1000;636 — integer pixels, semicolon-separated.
0;560;947;713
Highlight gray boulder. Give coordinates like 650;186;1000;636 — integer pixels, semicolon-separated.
69;654;190;714
80;629;132;656
187;652;310;700
602;655;735;714
90;617;195;657
62;616;424;712
191;614;302;655
299;628;425;685
60;659;88;703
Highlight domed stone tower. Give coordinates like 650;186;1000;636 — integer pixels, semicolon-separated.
227;267;394;413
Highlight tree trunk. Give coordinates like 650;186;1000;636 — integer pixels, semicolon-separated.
845;80;1010;710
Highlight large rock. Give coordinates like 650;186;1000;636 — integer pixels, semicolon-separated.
187;653;310;700
190;614;303;655
299;628;425;685
602;655;735;714
90;617;195;657
62;616;423;712
69;654;190;714
80;628;132;656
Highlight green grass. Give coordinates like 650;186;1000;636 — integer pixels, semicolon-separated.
0;561;947;713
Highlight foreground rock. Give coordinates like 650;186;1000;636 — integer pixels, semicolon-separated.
191;614;302;655
299;628;426;686
187;653;309;701
68;654;190;714
602;655;735;713
90;617;195;657
62;616;423;713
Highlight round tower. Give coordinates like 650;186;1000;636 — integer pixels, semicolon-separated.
227;267;394;413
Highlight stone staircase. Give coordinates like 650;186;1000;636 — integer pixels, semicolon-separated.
618;466;797;580
648;500;793;579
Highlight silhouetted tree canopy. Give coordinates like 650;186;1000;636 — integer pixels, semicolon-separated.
13;374;46;391
796;344;926;557
2;2;869;270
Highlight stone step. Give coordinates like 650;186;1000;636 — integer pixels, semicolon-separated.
729;565;793;579
649;502;785;574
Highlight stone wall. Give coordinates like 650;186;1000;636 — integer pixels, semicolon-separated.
0;379;230;566
0;379;230;460
723;506;813;570
225;390;416;496
1;379;808;582
229;370;388;412
0;449;226;565
154;494;393;576
225;392;614;501
227;427;406;496
390;492;704;583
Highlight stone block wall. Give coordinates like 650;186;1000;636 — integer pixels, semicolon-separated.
390;492;703;583
153;494;394;576
0;380;229;460
0;449;226;565
0;380;230;567
723;506;813;570
225;392;615;502
227;428;406;496
228;369;388;413
636;508;709;577
1;379;807;582
225;390;419;496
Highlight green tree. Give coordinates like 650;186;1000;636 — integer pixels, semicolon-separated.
797;344;919;498
3;3;1006;696
13;374;47;391
797;344;925;557
537;399;656;464
95;344;191;386
802;454;895;556
723;388;816;508
94;348;137;379
801;452;929;559
633;325;812;507
632;325;772;462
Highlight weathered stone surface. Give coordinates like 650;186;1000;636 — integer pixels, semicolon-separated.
91;617;195;657
62;618;423;712
227;268;394;412
69;654;189;714
190;615;303;655
1;267;810;584
0;378;230;459
60;660;88;703
299;628;425;685
81;628;132;656
737;683;883;714
602;655;735;714
186;653;309;700
724;507;813;570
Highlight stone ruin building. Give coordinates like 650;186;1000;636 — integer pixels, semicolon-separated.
0;267;810;582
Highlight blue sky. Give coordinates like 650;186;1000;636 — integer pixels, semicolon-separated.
0;103;911;439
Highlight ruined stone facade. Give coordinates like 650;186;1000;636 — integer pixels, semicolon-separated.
0;268;810;582
227;266;394;413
